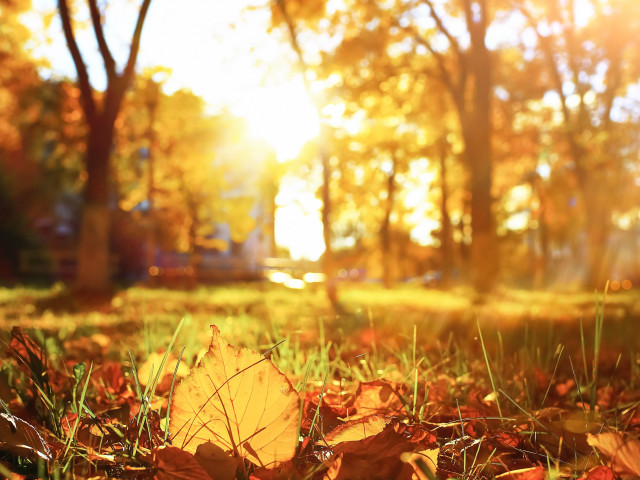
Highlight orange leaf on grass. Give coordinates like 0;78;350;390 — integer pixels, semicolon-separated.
350;380;405;419
169;326;299;468
587;432;640;476
583;465;615;480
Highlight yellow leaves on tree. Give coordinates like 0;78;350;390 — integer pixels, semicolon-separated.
169;326;299;468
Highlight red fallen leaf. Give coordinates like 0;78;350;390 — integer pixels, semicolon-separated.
153;446;212;480
0;412;51;461
587;432;640;476
92;361;127;398
324;418;437;480
350;380;406;419
438;435;536;478
491;431;523;449
128;410;165;449
10;328;70;397
583;465;615;480
495;466;545;480
301;386;355;435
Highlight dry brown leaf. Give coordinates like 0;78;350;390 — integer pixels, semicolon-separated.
169;326;299;468
153;446;212;480
324;419;437;480
350;380;405;419
194;442;243;480
323;415;388;447
0;412;51;461
587;432;640;476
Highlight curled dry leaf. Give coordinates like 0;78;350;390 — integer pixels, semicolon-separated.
0;412;51;461
587;432;640;477
324;418;437;480
169;326;299;468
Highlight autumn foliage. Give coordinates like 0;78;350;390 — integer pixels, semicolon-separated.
1;297;640;480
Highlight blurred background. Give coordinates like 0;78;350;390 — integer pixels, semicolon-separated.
2;0;640;296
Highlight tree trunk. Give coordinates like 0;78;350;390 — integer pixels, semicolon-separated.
75;120;114;293
438;139;454;286
466;8;499;294
321;150;338;307
380;159;397;289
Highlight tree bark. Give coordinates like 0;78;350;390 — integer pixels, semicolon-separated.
321;148;338;307
438;139;454;286
58;0;152;294
75;120;115;292
465;0;498;293
380;158;397;289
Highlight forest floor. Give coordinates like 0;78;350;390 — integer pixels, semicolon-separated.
1;283;639;479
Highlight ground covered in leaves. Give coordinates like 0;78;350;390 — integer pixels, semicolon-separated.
1;284;640;479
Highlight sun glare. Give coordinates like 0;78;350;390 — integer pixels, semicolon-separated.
235;79;320;161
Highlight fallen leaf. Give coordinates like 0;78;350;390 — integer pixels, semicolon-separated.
0;412;51;461
583;465;615;480
169;326;299;468
301;386;354;436
587;432;640;476
137;352;189;390
194;442;242;480
325;419;437;480
153;446;212;480
350;380;405;419
401;448;439;480
495;466;545;480
323;415;388;446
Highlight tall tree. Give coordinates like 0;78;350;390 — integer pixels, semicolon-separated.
57;0;152;293
517;0;640;287
408;0;498;292
270;0;501;292
274;0;340;307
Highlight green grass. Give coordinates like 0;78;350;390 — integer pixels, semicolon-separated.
0;283;639;478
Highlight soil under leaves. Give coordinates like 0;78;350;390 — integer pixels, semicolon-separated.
1;284;639;479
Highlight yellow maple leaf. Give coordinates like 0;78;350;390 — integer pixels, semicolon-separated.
169;326;299;468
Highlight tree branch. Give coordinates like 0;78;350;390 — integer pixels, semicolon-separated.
122;0;153;84
88;0;116;79
57;0;96;120
274;0;311;85
516;2;571;125
423;0;463;60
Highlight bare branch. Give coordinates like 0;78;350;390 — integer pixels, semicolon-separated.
122;0;153;84
423;0;463;59
274;0;311;84
57;0;96;120
516;2;571;124
88;0;116;79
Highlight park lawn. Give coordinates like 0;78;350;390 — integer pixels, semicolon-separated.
0;283;639;478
